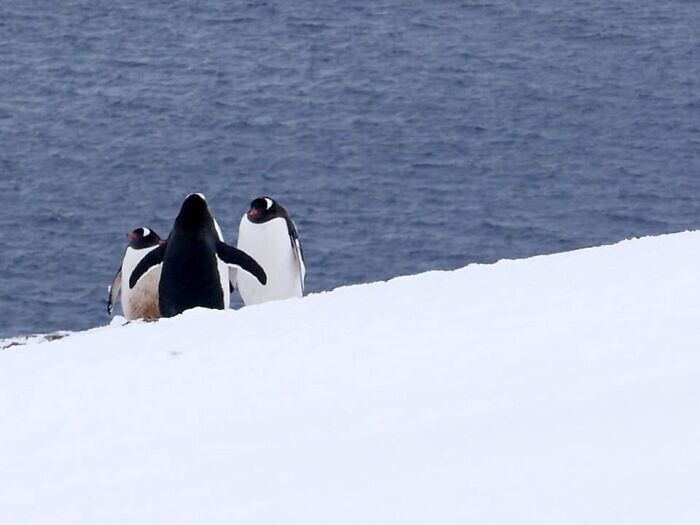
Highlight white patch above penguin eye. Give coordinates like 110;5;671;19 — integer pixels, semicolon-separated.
141;227;151;237
264;197;273;210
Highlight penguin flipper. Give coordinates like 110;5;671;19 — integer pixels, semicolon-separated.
291;234;305;294
129;243;166;289
216;241;267;285
287;220;306;294
108;267;122;315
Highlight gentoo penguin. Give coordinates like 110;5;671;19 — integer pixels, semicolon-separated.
108;227;165;320
129;193;267;317
234;196;305;305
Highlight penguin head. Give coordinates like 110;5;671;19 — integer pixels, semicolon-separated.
247;196;283;224
127;227;163;249
175;193;216;231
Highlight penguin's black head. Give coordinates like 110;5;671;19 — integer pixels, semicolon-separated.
247;196;283;223
127;227;163;249
175;193;216;231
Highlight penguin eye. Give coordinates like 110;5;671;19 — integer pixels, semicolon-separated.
263;198;273;210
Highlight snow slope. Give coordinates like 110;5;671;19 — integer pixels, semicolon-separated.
2;232;700;524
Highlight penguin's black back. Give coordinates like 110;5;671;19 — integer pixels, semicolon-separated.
159;230;224;317
158;194;225;317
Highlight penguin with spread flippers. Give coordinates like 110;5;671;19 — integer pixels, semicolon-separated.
129;193;267;317
233;196;305;306
108;227;165;320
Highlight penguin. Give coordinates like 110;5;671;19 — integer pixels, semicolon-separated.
108;227;165;320
129;193;267;317
234;196;305;306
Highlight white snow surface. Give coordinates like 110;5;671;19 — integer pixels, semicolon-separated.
2;232;700;524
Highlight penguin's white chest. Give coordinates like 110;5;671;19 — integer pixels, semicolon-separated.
236;216;303;305
217;257;231;309
213;218;231;310
121;246;162;319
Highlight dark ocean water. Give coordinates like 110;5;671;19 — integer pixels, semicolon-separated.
1;1;700;337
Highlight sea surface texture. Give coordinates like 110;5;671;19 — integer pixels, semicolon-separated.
1;1;699;337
